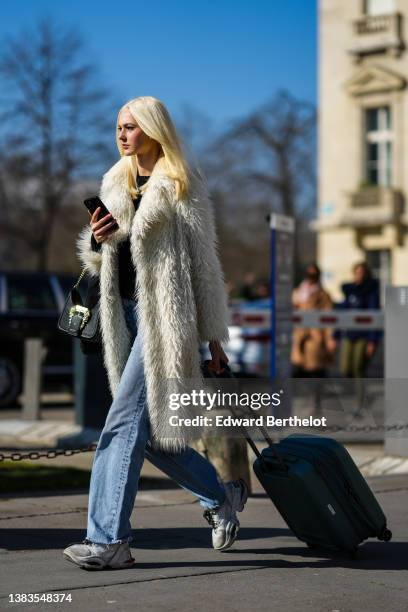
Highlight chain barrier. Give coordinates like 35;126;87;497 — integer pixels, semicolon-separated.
321;422;408;433
0;444;97;462
1;422;408;462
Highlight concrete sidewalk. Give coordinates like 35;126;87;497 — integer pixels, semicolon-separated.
0;474;407;612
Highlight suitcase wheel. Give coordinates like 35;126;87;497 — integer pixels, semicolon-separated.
379;527;392;542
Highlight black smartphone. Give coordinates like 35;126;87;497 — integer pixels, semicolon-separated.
84;196;119;229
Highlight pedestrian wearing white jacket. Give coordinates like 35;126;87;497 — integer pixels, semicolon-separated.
63;96;248;570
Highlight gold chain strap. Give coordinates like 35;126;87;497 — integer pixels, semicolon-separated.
73;268;87;290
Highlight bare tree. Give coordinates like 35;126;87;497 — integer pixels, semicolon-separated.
211;90;316;215
175;104;270;287
0;16;117;271
175;92;316;287
176;103;216;158
203;90;317;281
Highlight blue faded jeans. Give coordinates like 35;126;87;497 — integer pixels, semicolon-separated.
86;298;226;545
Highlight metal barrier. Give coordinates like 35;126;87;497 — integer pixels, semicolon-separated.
229;308;384;330
2;307;396;464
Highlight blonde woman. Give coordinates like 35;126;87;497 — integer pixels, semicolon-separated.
63;96;248;570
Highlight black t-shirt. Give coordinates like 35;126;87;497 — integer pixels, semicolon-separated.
90;174;150;299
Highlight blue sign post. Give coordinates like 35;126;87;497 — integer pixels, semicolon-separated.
269;213;295;380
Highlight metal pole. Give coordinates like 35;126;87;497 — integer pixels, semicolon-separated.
269;213;295;380
270;220;277;379
385;286;408;457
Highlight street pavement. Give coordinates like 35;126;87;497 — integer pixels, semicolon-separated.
0;471;407;612
1;401;408;611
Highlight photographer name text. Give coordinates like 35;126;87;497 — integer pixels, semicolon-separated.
168;415;327;428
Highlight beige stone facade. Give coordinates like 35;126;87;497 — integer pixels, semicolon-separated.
316;0;408;303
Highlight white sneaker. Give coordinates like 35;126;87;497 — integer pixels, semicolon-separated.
203;479;249;551
63;538;135;571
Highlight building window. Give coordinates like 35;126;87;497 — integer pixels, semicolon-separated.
364;106;392;187
364;0;395;15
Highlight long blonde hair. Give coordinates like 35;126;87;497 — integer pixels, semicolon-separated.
116;96;192;200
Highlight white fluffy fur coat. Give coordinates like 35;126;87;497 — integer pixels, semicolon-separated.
77;157;229;452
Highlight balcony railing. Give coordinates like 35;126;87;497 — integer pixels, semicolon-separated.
355;13;397;35
349;13;404;58
341;187;404;226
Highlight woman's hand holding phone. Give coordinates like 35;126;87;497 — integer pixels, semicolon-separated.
89;208;118;244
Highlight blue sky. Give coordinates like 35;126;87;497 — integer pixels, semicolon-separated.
0;0;317;131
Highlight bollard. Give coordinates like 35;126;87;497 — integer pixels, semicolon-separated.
73;341;111;429
21;338;47;421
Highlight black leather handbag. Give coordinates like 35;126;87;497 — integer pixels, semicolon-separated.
58;269;101;346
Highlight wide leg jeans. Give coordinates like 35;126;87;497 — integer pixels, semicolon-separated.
86;298;226;545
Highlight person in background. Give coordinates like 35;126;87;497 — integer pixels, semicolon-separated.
226;280;240;302
291;263;336;413
336;261;381;415
239;272;258;301
254;279;270;300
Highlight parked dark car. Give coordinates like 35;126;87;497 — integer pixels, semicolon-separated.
0;271;77;407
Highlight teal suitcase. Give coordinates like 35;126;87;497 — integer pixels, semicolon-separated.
248;431;392;557
201;362;392;557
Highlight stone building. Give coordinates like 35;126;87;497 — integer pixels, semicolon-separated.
316;0;407;302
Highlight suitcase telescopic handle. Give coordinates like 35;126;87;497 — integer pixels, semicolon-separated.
204;361;288;472
229;405;288;472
